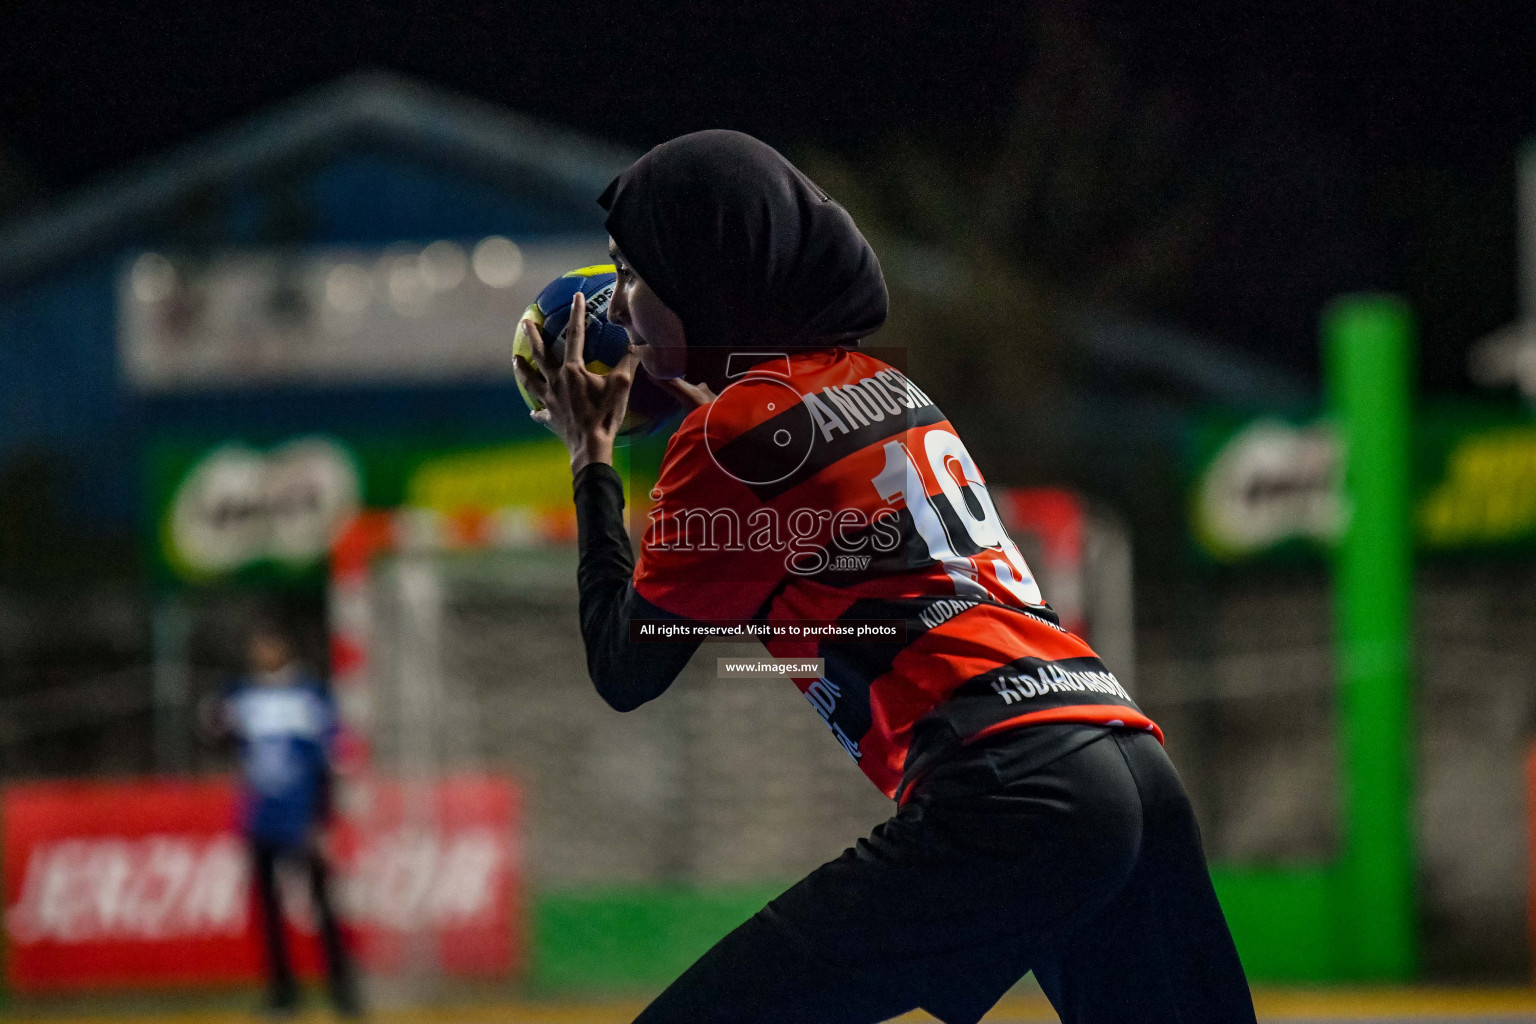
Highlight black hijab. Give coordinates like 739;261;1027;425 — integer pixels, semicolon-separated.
597;130;888;349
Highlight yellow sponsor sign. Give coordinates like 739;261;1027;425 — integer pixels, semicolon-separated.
1418;427;1536;547
405;440;637;513
407;440;577;511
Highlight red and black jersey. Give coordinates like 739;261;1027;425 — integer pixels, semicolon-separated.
632;349;1161;800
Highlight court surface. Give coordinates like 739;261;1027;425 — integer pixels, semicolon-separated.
6;989;1536;1024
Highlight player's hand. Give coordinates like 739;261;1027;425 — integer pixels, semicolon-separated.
655;376;716;410
513;291;642;472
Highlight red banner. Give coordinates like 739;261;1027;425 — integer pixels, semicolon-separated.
2;775;521;993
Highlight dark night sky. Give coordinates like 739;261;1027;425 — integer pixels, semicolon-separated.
2;0;1534;390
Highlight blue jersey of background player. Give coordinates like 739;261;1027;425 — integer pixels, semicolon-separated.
221;630;338;849
207;622;358;1016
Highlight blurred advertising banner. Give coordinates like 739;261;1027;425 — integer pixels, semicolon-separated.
2;775;521;993
144;433;584;588
1189;402;1536;563
336;775;523;979
118;238;609;391
143;431;664;588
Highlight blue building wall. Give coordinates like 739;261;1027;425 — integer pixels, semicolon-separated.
0;147;611;529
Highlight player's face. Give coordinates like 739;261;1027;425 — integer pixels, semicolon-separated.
248;633;293;676
608;240;688;380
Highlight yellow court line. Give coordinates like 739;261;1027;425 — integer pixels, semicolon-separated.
7;989;1536;1024
1249;987;1536;1018
0;1007;660;1024
979;989;1536;1022
0;1010;647;1024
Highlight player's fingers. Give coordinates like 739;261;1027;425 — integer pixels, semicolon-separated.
522;320;554;372
656;375;716;409
563;291;587;370
600;355;639;418
513;352;544;391
513;354;550;402
607;345;642;387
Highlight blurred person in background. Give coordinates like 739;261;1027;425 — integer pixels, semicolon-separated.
202;621;361;1019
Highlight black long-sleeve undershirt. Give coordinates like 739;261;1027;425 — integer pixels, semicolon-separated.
573;462;701;711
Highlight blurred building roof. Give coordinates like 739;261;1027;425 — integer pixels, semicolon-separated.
0;73;635;529
0;71;635;293
881;238;1311;411
1071;308;1311;411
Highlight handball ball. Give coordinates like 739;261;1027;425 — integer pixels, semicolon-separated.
512;265;679;440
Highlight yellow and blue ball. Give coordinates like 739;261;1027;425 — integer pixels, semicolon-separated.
512;265;677;438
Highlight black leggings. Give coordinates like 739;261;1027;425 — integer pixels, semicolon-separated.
635;730;1255;1024
251;839;357;1010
